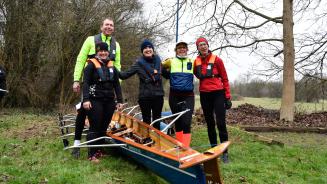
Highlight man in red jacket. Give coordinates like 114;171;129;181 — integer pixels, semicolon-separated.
193;37;232;163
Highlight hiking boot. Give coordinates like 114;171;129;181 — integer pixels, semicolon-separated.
71;148;80;159
88;156;100;164
221;153;229;164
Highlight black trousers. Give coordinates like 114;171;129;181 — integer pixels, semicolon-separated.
169;95;194;133
86;99;116;157
0;78;6;100
200;90;228;151
138;96;163;130
74;92;86;141
74;107;86;141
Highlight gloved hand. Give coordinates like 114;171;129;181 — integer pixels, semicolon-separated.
161;58;172;70
225;99;232;110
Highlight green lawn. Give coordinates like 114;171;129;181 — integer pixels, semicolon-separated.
192;125;327;184
1;108;326;184
232;97;327;113
167;96;327;113
0;109;165;184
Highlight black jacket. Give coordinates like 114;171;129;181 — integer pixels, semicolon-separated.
83;59;123;103
119;56;164;99
0;66;6;99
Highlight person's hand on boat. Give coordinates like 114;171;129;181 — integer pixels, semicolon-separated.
83;101;92;110
116;103;123;111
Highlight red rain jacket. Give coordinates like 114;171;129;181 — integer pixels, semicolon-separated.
193;53;231;99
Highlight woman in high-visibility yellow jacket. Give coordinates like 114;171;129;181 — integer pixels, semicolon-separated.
162;41;194;147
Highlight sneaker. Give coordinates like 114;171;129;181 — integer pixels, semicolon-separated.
71;148;80;159
88;156;100;164
221;153;229;164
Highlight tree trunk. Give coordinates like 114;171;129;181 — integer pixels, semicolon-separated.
280;0;295;121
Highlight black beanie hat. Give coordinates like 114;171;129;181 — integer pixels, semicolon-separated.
95;42;109;52
140;39;154;52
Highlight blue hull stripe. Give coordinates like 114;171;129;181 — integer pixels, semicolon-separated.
117;143;206;184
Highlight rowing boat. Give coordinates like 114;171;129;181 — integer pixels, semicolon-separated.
60;107;230;184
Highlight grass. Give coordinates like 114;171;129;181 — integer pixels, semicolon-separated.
191;125;327;184
231;97;327;113
167;96;326;113
0;109;164;184
1;108;327;184
257;132;327;147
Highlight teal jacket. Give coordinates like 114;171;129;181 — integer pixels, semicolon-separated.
73;33;121;82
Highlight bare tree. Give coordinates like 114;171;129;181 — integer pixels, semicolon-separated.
157;0;326;121
280;0;295;121
0;0;166;109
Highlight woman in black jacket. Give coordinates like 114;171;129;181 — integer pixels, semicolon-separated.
83;42;123;163
119;40;164;129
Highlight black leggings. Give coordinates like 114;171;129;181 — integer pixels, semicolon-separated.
200;90;228;150
169;95;194;133
138;96;163;129
86;99;116;157
74;108;86;141
0;78;6;100
74;92;86;141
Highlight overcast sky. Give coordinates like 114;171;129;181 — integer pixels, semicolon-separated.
141;0;326;82
141;0;268;82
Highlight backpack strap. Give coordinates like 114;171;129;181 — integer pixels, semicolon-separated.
206;54;216;77
108;37;116;61
94;33;102;44
106;60;114;81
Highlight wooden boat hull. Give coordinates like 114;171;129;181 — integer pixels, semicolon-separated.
107;111;230;184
